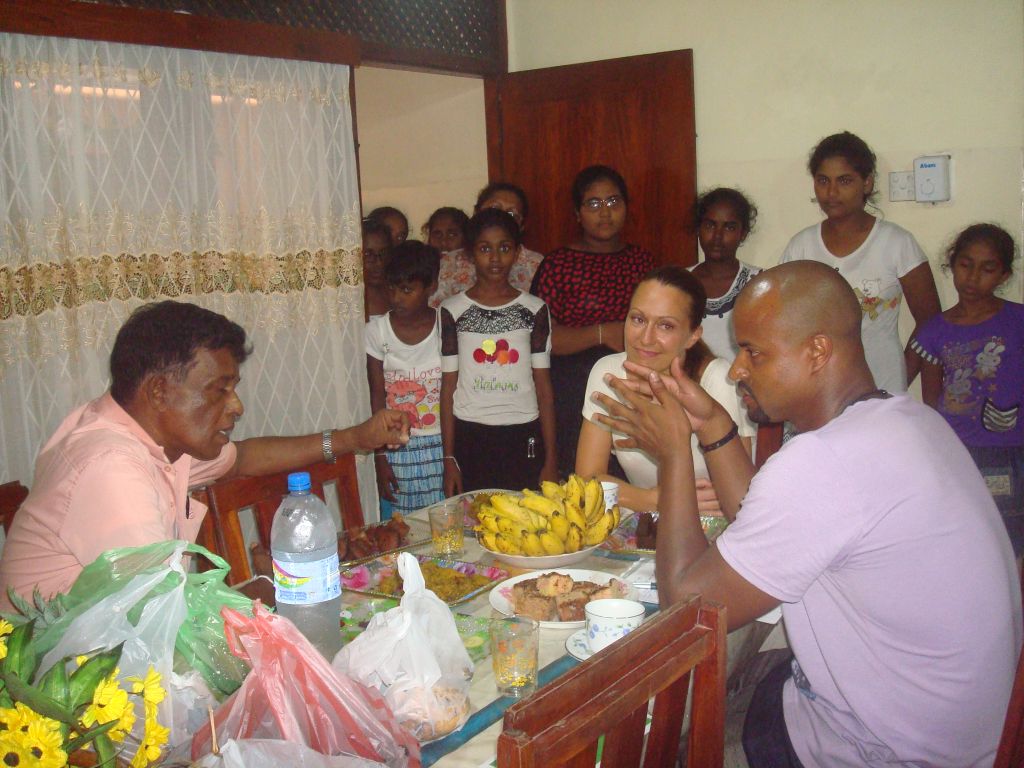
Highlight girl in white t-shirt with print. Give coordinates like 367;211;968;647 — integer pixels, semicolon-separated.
366;240;444;516
440;208;557;495
779;131;940;392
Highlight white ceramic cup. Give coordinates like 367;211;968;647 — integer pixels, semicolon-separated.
600;481;619;512
585;598;645;653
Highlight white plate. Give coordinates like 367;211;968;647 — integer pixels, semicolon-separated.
565;628;593;661
479;540;603;569
488;569;635;629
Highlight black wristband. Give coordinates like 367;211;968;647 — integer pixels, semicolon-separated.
698;421;738;453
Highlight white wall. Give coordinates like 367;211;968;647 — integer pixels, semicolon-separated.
506;0;1024;305
354;66;489;240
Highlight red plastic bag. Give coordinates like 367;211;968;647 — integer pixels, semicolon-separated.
191;602;420;767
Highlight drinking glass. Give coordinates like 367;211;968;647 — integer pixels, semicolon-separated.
428;502;464;557
489;616;539;698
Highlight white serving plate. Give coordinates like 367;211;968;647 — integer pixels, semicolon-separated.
479;539;602;569
488;568;635;630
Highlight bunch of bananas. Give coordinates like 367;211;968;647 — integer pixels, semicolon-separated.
476;475;620;557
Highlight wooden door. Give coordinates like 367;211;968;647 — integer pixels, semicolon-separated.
485;50;696;265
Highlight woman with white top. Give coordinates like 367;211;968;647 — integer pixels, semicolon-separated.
779;131;940;392
575;265;754;513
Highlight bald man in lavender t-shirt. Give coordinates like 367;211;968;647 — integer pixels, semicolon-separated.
593;262;1021;767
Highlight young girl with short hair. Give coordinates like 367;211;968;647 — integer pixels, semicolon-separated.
911;223;1024;554
365;240;444;516
440;208;557;494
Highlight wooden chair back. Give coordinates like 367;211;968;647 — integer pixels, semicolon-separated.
196;454;363;586
755;422;783;469
0;481;29;533
995;637;1024;768
497;595;726;768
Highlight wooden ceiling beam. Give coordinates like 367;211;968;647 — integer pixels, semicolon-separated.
0;0;362;66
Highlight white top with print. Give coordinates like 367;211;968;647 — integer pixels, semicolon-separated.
365;312;442;436
440;291;551;426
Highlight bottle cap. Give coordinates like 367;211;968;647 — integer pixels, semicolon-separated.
287;471;312;492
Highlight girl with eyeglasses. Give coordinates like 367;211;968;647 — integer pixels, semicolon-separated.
430;182;544;308
531;164;655;477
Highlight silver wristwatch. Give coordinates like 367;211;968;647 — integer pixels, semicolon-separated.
321;429;336;463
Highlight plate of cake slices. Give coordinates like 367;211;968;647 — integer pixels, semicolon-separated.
488;569;634;629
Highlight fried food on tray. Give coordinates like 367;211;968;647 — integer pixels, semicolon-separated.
249;512;414;578
338;512;412;562
512;572;629;622
376;561;492;603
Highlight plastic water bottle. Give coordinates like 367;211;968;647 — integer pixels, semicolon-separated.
271;472;342;658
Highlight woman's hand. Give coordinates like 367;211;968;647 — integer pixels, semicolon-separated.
539;459;558;485
444;457;463;497
374;453;399;502
695;478;723;516
591;360;695;464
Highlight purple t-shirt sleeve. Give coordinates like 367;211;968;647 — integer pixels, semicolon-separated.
717;433;866;602
910;314;944;365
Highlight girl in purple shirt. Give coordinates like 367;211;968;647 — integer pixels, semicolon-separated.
912;223;1024;554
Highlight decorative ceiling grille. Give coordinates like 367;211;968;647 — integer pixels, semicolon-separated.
90;0;503;70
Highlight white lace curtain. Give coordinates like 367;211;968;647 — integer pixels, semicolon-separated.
0;33;376;513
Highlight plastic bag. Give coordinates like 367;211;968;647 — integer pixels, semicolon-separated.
37;540;252;698
190;602;420;768
193;738;389;768
333;553;474;742
35;542;216;748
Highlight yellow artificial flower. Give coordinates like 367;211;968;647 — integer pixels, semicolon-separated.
128;714;170;768
128;666;166;708
0;729;61;768
0;618;13;662
0;701;62;736
80;671;131;731
22;719;67;768
75;654;89;667
107;699;136;744
0;730;33;766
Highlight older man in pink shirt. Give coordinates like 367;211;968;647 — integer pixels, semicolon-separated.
0;301;408;607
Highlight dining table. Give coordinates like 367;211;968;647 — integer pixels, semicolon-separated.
325;504;782;768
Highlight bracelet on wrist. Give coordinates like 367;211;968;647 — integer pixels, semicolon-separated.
698;421;738;453
598;323;603;346
443;455;460;471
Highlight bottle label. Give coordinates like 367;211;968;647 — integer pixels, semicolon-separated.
272;553;341;605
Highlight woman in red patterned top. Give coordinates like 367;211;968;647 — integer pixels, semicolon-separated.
531;165;655;476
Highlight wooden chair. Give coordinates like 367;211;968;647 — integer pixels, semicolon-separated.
0;481;29;533
195;454;363;586
497;595;726;768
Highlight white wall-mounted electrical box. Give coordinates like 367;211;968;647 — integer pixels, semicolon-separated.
914;154;951;203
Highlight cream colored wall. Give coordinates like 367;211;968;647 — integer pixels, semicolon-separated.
354;66;488;241
507;0;1024;308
